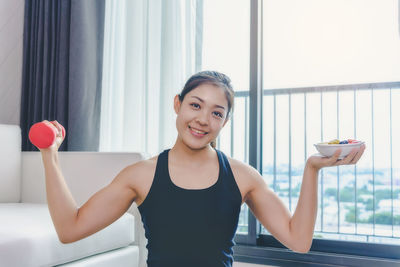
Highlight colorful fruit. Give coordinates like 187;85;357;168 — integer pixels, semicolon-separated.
323;139;361;145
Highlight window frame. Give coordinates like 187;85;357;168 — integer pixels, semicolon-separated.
234;0;400;265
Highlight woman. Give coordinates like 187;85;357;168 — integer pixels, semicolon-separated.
40;71;365;267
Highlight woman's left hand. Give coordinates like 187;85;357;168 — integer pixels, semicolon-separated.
307;144;366;171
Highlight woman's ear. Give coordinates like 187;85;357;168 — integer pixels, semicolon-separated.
174;94;181;114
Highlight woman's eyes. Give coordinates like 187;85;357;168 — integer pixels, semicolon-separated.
213;111;223;118
190;103;224;118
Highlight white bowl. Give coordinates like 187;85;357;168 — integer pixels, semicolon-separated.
314;141;365;159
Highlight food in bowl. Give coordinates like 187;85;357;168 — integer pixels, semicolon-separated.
314;139;365;159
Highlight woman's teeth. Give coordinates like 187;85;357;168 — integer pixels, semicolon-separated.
189;126;207;135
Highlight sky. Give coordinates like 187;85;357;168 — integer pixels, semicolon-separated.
201;0;400;169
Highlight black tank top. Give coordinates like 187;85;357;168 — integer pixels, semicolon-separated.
137;148;242;267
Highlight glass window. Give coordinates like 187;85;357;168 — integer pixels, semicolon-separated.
262;0;400;247
202;0;400;254
202;0;250;234
263;0;400;89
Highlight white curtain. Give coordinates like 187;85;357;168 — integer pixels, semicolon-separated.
100;0;202;156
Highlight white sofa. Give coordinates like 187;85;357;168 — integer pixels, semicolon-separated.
0;124;147;267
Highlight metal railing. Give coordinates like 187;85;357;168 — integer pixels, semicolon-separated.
219;81;400;244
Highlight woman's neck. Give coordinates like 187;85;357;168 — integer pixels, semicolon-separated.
169;139;216;166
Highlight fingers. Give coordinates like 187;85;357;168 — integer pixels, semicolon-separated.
327;149;342;166
350;144;366;164
51;121;63;137
42;120;63;136
336;149;357;165
335;145;366;166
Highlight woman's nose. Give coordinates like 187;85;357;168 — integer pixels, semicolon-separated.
196;111;209;125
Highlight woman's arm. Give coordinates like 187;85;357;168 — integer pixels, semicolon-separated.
244;145;365;253
284;162;319;252
40;120;138;243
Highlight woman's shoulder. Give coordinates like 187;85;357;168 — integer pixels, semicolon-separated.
224;154;259;178
119;155;159;198
224;154;264;202
126;155;158;176
124;149;168;178
123;154;162;206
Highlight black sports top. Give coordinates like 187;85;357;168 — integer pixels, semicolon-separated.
137;148;243;267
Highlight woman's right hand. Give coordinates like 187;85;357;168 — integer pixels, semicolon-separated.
39;120;65;152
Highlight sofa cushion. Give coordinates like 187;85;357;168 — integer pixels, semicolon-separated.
0;124;21;202
0;203;135;267
56;246;139;267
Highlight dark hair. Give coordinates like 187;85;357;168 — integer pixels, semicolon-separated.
178;70;235;148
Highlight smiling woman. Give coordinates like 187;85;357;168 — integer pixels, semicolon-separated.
176;71;235;149
37;69;365;267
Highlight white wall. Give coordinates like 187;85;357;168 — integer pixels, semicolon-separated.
0;0;24;125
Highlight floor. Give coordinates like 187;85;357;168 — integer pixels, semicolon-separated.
233;262;278;267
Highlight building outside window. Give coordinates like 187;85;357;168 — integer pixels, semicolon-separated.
202;0;400;264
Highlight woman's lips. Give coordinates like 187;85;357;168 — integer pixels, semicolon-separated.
188;126;208;137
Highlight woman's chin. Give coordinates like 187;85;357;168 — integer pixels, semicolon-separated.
182;139;211;150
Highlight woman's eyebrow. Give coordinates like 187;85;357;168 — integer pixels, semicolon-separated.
190;96;225;110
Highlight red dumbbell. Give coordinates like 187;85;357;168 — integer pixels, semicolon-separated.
28;121;66;149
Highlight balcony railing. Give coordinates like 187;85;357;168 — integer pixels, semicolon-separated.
218;81;400;246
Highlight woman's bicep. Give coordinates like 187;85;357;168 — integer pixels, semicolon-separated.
68;166;137;243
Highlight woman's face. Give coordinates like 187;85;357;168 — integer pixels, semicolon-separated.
174;83;229;150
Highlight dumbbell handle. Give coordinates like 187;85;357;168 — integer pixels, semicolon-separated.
29;121;66;149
